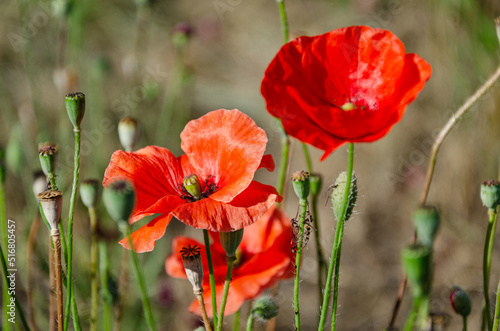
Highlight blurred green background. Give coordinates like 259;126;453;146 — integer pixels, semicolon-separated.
2;0;500;329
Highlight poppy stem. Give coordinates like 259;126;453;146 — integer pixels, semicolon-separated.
114;249;128;331
27;211;40;331
233;307;240;331
276;0;289;43
99;242;113;331
293;197;309;331
217;256;236;331
196;293;213;331
318;143;354;331
483;209;498;330
275;119;290;197
492;279;500;331
302;143;313;174
246;311;255;331
203;229;219;326
51;230;64;331
89;207;99;331
463;315;469;331
123;224;157;331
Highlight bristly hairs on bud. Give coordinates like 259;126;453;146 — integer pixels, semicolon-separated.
331;171;358;222
251;295;279;321
291;170;310;200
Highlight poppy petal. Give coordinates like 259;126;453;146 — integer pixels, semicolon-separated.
172;181;280;232
180;109;268;203
103;146;184;223
119;214;172;252
257;154;275;172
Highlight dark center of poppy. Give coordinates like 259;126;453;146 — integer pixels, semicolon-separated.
180;174;218;202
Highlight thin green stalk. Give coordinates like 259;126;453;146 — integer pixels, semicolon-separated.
276;0;289;43
233;308;240;331
70;289;82;331
402;296;424;331
312;191;327;303
99;242;112;331
124;225;157;331
463;315;468;331
246;312;255;331
217;257;236;331
483;209;498;330
0;244;31;331
492;278;500;331
293;198;309;331
203;229;219;326
114;249;128;331
275;119;290;197
302;143;313;174
89;207;99;331
64;129;81;329
318;143;354;331
1;180;11;331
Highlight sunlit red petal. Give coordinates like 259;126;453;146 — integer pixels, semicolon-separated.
180;109;268;203
119;214;173;253
103;146;184;222
257;154;275;172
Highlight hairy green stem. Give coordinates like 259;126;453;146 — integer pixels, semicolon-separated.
217;257;236;331
276;0;289;43
89;207;99;331
204;229;219;326
51;233;64;331
318;143;354;331
246;312;255;331
312;191;327;306
99;242;112;331
293;198;309;331
483;209;498;330
124;225;157;331
197;293;213;331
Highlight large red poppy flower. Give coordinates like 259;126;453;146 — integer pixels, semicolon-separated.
166;206;294;316
261;25;432;160
103;109;281;252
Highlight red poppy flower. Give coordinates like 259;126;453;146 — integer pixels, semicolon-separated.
103;109;281;252
261;25;432;160
166;206;294;316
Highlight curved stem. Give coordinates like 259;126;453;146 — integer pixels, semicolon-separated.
64;129;81;330
483;209;498;330
420;64;500;206
217;256;236;331
99;242;112;331
124;225;157;331
197;293;213;331
293;198;309;331
246;312;255;331
203;229;219;326
492;279;500;331
89;207;99;331
318;143;354;331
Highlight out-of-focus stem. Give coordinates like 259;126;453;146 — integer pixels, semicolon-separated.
233;308;240;331
114;248;128;331
99;242;112;331
276;119;290;197
51;231;64;331
27;212;41;331
492;279;500;331
196;293;213;331
217;257;236;331
203;229;219;326
89;207;99;331
483;209;498;330
293;198;308;331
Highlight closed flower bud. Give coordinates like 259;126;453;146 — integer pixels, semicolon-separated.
118;116;139;152
309;173;322;197
450;286;471;318
291;171;310;200
38;143;58;178
480;180;500;211
331;171;357;222
65;92;85;129
103;179;135;224
38;190;63;231
219;228;244;258
183;174;202;200
252;295;279;321
180;245;204;294
0;146;5;184
413;205;440;247
80;179;101;209
402;244;432;298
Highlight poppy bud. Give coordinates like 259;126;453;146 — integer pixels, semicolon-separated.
38;143;58;178
183;174;202;200
252;295;279;321
219;228;244;258
331;171;357;222
33;171;47;198
180;245;204;295
413;205;440;247
80;179;101;209
118;116;139;152
0;146;5;184
65;92;85;129
450;286;471;318
103;179;135;224
291;171;310;200
480;180;500;211
402;244;432;298
38;190;63;231
172;22;192;49
309;173;322;197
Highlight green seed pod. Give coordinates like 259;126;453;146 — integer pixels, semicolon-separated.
38;143;58;178
309;173;322;197
0;146;5;184
331;171;357;222
413;205;440;247
480;180;500;211
402;244;432;298
219;228;244;258
65;92;85;129
118;116;139;152
80;179;101;209
103;180;135;224
180;245;204;295
291;171;310;200
450;286;471;317
183;174;202;200
252;295;279;321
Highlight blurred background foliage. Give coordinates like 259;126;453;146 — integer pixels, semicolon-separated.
1;0;500;329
